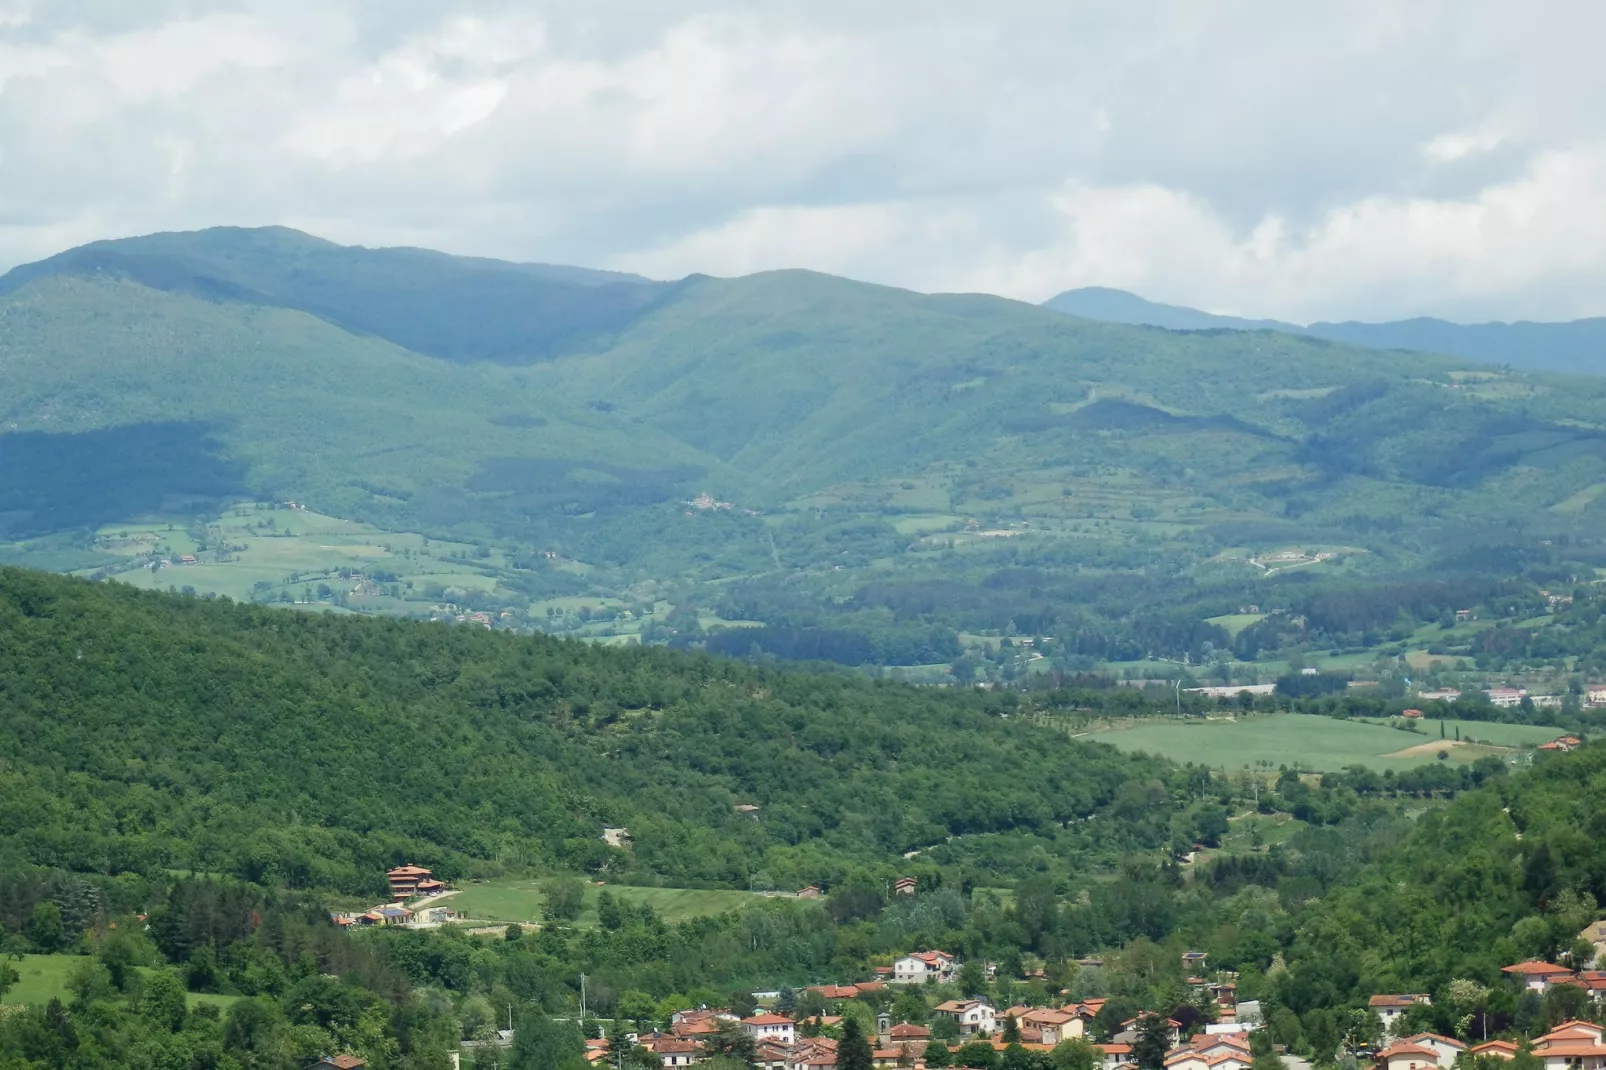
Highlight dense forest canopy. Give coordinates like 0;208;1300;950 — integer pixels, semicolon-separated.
0;569;1602;1070
0;567;1207;894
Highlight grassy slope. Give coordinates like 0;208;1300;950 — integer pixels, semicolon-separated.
1090;712;1560;771
449;880;768;926
4;955;238;1009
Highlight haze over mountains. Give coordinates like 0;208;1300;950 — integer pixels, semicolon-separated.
1044;287;1606;375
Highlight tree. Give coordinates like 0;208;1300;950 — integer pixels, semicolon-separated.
1343;1009;1383;1052
1303;1009;1338;1062
840;1015;874;1070
925;1040;953;1068
26;902;64;953
66;958;114;1005
510;1013;587;1070
541;876;586;923
892;990;929;1024
955;1040;1000;1070
707;1021;757;1064
1134;1015;1173;1070
1002;1015;1022;1043
140;969;189;1032
1050;1038;1100;1070
958;960;989;997
932;1015;962;1042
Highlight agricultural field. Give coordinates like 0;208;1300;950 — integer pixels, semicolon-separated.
1088;713;1556;771
4;955;240;1009
449;880;776;927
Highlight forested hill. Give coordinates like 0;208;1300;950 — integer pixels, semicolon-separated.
0;567;1181;894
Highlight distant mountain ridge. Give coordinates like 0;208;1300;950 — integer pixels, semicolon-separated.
9;224;1606;588
1044;287;1606;374
0;226;672;363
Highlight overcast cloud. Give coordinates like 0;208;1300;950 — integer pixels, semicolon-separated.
1;1;1603;322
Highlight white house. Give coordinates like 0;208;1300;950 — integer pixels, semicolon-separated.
933;1000;995;1037
1532;1023;1606;1070
1398;1033;1465;1066
741;1014;796;1046
893;950;956;984
1377;1042;1448;1070
1502;960;1576;994
1368;994;1430;1035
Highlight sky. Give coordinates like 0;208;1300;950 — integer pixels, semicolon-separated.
2;1;1604;323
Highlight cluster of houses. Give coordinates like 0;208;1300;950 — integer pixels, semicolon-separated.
600;949;1257;1070
611;999;1255;1070
328;866;460;931
1373;1019;1606;1070
595;949;1606;1070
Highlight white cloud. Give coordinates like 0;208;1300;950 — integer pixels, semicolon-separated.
2;2;1606;321
1422;126;1506;163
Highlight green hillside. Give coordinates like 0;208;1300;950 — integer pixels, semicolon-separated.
9;227;1606;687
0;567;1183;893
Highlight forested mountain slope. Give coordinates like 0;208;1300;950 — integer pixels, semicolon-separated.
0;226;669;363
0;568;1178;894
11;228;1606;555
12;227;1606;672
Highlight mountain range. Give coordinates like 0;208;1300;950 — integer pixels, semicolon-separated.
8;226;1606;658
1044;286;1606;375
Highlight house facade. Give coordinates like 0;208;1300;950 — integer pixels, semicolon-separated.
893;950;956;984
933;999;996;1037
741;1014;796;1046
1368;995;1431;1034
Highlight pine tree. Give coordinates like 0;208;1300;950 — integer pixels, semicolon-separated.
839;1016;874;1070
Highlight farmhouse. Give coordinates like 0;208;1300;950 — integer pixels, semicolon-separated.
1486;687;1526;707
893;949;956;984
386;865;434;898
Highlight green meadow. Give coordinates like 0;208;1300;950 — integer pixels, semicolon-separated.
5;955;240;1010
450;881;778;926
1089;713;1556;771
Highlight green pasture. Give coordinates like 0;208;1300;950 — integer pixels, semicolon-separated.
1089;713;1533;771
1205;613;1267;638
1354;718;1561;747
4;955;241;1009
81;503;511;608
450;880;774;926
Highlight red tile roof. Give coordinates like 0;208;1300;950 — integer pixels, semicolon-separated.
1502;960;1575;975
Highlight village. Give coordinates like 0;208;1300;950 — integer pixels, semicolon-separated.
316;869;1606;1070
515;947;1606;1070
